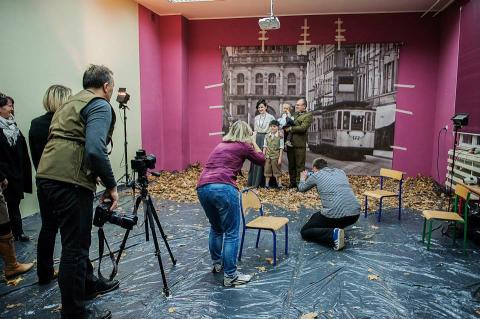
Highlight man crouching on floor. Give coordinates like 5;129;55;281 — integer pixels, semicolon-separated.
298;158;360;250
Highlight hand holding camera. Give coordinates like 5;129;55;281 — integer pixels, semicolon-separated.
100;186;118;211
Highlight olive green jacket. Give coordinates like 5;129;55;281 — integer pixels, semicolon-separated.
290;112;313;148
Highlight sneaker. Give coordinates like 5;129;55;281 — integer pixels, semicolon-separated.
212;263;223;273
223;272;252;287
333;228;345;251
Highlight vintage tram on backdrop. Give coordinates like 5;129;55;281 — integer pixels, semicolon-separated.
308;101;375;160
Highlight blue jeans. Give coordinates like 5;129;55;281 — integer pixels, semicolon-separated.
197;183;240;277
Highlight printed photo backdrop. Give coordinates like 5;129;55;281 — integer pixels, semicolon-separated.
222;44;400;175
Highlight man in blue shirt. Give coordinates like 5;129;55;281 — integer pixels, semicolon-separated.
298;158;360;250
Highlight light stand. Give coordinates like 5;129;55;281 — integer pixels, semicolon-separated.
118;102;132;187
115;88;132;188
447;113;469;212
447;124;460;212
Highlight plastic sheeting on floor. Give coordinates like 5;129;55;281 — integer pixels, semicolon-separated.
1;193;480;318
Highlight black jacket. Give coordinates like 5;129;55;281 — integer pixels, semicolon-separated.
0;129;33;200
29;112;54;170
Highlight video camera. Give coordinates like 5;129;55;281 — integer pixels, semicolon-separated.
93;203;138;230
131;149;156;173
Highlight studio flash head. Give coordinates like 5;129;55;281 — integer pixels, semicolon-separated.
116;87;130;105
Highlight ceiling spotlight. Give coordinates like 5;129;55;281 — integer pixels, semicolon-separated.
259;0;280;30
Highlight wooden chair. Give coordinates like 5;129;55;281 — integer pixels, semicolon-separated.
238;188;289;266
422;184;470;253
363;168;404;222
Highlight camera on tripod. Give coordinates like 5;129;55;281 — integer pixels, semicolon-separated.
93;203;138;230
131;149;156;173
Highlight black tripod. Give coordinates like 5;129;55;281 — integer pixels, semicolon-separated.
116;171;176;296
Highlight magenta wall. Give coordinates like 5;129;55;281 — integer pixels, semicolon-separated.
456;0;480;133
430;4;461;183
139;8;189;170
139;6;442;176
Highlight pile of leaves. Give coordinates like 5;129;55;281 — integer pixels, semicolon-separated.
146;163;448;212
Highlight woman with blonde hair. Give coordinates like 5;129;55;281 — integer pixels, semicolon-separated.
28;84;72;284
196;120;265;287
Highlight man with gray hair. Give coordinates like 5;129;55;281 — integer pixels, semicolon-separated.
298;158;360;250
284;98;313;188
37;65;119;319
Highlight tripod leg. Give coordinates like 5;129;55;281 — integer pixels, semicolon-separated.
142;198;149;242
115;229;131;267
145;202;171;296
148;197;177;265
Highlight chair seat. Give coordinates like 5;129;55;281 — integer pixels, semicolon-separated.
422;210;464;222
246;216;289;231
363;190;397;199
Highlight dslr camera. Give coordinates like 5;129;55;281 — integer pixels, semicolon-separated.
93;203;138;230
131;149;156;173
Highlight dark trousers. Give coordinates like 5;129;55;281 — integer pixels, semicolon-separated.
301;212;360;247
36;186;59;281
37;179;99;318
6;197;23;237
287;146;306;185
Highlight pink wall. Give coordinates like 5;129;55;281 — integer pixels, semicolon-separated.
456;0;480;133
186;14;439;177
139;7;443;176
430;4;461;184
139;7;189;170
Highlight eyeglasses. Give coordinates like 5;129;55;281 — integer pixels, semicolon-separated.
0;93;6;99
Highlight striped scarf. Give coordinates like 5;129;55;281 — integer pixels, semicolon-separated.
0;116;20;146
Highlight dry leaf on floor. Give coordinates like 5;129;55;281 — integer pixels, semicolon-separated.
368;274;379;281
300;312;318;319
265;257;273;264
6;303;22;309
145;164;447;213
474;308;480;315
6;276;24;286
255;266;267;272
168;307;176;313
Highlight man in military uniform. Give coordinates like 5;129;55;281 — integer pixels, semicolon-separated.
36;65;119;319
285;98;313;188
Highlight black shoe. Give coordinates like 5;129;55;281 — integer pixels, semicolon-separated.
80;306;112;319
288;183;297;189
38;269;59;285
14;233;30;242
85;278;120;300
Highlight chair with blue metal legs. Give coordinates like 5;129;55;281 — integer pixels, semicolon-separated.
238;188;289;266
422;183;470;253
363;168;404;222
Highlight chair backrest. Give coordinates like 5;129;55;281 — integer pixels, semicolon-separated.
380;168;404;181
241;189;262;216
455;183;470;200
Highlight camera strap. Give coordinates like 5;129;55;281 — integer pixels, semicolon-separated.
97;227;118;281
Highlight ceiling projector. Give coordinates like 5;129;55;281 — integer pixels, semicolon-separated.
259;15;280;30
259;0;280;30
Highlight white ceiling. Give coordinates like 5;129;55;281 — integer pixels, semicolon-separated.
134;0;452;20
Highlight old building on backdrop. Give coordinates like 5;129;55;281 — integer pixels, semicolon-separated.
222;46;308;131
